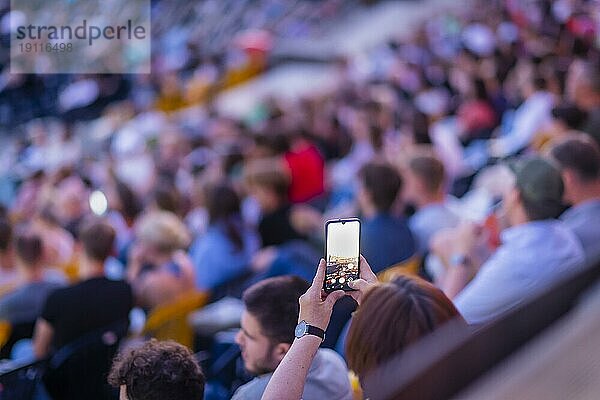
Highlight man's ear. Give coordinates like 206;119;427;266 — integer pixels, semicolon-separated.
502;187;520;218
273;342;291;363
561;168;577;186
507;186;520;206
562;169;576;191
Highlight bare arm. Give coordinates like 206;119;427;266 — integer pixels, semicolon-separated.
262;259;345;400
261;336;322;400
441;263;473;299
33;318;54;359
431;223;486;299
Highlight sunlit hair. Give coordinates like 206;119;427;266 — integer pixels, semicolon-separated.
135;211;191;254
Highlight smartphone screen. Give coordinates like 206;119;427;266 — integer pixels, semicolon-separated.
324;218;360;293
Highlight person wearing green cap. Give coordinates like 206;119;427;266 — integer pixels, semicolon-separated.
438;156;585;324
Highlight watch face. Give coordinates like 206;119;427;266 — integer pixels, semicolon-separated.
295;320;307;338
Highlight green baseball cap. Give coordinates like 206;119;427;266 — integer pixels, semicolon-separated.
508;157;564;218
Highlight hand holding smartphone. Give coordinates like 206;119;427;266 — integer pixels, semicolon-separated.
324;218;360;293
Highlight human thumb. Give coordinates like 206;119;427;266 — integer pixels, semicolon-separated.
348;279;368;291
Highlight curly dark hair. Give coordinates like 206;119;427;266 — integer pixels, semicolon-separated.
108;340;205;400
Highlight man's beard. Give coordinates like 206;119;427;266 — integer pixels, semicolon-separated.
246;343;278;376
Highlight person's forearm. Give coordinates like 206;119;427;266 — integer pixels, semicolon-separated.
261;335;321;400
33;318;53;359
442;266;471;299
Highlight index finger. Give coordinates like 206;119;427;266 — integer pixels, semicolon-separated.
310;259;326;293
359;254;377;283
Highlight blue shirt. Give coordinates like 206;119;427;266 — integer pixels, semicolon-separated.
361;214;416;273
560;199;600;264
190;220;259;291
455;220;585;324
265;240;321;283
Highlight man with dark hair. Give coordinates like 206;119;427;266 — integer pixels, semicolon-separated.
357;162;415;273
437;157;585;324
108;339;205;400
232;276;352;400
404;153;459;254
33;220;132;392
79;220;117;264
551;136;600;262
0;231;64;326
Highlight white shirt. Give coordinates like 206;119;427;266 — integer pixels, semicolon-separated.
493;91;554;157
410;202;460;254
454;220;585;324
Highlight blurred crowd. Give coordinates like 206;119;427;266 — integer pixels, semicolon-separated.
0;0;357;126
0;0;600;399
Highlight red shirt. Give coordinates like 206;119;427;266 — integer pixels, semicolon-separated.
284;143;325;203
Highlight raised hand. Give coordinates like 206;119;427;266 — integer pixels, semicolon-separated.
298;259;346;331
347;254;378;305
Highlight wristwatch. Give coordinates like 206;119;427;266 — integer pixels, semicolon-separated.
449;253;472;269
295;320;325;341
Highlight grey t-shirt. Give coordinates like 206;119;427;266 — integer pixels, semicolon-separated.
0;281;64;324
231;348;353;400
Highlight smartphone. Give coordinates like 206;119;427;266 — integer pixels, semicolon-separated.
324;218;360;293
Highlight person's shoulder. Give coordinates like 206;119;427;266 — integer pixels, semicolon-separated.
562;200;600;221
46;282;74;300
385;213;411;229
547;219;586;244
390;215;415;242
367;214;408;229
77;278;132;297
0;288;20;308
317;348;346;369
549;220;586;260
108;277;132;288
194;226;231;250
104;278;133;295
87;277;130;287
5;282;60;302
231;375;271;400
316;348;348;370
37;280;65;292
305;349;353;399
42;282;74;313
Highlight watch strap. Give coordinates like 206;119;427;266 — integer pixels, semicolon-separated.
296;320;326;341
305;324;325;340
